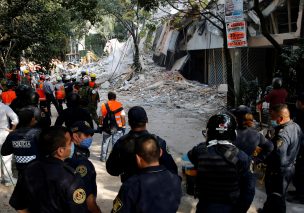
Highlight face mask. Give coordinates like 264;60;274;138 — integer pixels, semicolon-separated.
271;120;278;127
69;143;75;158
80;138;93;149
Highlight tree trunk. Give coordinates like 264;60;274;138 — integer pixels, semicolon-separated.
132;35;142;73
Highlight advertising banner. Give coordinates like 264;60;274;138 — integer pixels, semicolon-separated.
225;0;244;22
226;21;247;48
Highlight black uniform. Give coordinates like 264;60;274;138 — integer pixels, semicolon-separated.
188;141;251;213
1;127;41;173
9;157;88;213
66;146;97;197
263;120;302;212
55;106;94;129
64;82;74;96
112;165;181;213
106;130;178;182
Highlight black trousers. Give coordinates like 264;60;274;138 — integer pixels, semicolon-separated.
45;93;61;115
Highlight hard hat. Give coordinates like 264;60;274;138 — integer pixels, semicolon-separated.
65;75;71;81
206;113;237;141
24;70;30;74
83;77;89;85
90;73;96;78
56;76;62;81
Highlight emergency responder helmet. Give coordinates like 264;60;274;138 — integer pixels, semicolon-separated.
206;112;237;141
56;76;62;81
15;84;32;97
66;93;80;107
65;75;71;81
83;77;89;85
90;73;96;79
23;70;30;74
272;77;283;89
81;70;87;76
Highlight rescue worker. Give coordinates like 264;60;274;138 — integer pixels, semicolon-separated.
112;134;181;213
100;92;125;162
64;75;74;96
36;74;45;89
20;70;31;86
55;93;93;129
106;106;178;182
187;113;251;213
55;76;66;112
9;126;88;212
78;77;100;126
89;73;97;89
0;102;18;186
232;105;274;212
43;75;61;115
260;104;302;213
1;109;40;174
66;121;101;213
1;81;17;105
288;93;304;204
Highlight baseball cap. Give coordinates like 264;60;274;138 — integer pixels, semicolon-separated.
71;121;94;135
128;106;148;124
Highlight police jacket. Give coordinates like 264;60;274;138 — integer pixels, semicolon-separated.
9;157;88;213
266;120;302;171
55;106;94;129
66;155;97;197
112;165;181;213
235;127;273;160
106;130;178;182
1;127;41;173
188;140;251;204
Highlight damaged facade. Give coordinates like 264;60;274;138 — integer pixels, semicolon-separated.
152;0;303;104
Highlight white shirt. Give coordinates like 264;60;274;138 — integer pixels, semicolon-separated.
0;102;19;130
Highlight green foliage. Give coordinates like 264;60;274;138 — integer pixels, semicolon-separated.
85;33;105;56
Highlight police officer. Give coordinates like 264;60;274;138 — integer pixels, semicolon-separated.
232;106;274;212
112;134;181;213
261;104;302;213
9;126;88;212
66;121;101;213
187;113;251;213
1;109;40;175
106;106;178;182
55;93;93;129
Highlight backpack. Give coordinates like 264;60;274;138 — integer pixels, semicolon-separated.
102;103;123;134
78;87;92;106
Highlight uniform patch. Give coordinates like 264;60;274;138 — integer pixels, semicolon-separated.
76;165;87;177
73;188;86;204
112;197;123;213
276;139;284;148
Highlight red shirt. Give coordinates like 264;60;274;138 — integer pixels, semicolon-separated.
265;88;288;108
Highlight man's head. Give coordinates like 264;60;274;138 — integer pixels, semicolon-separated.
39;126;72;160
70;121;94;148
232;105;254;128
128;106;148;130
296;93;304;110
135;134;161;169
272;77;283;89
270;104;290;126
206;112;237;142
108;91;116;100
66;93;80;108
17;108;36;128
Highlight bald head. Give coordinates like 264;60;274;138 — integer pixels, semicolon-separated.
271;104;290;124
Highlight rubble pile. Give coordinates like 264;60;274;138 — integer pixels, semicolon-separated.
113;55;227;117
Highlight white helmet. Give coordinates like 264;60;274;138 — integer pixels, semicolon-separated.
65;75;71;81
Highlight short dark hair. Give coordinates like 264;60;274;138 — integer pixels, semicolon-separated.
135;134;160;164
108;91;116;100
17;108;34;128
271;104;288;114
39;126;69;156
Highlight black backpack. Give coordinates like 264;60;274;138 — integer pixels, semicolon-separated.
102;103;123;134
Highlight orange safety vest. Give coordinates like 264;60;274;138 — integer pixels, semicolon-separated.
89;81;95;88
55;85;65;100
36;88;46;101
1;90;16;105
37;80;44;89
101;100;124;128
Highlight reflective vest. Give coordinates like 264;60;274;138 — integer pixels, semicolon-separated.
89;81;95;88
1;90;16;105
36;88;46;101
55;85;65;100
101;100;124;128
37;80;44;89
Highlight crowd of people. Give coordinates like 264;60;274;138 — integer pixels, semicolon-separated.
0;71;303;213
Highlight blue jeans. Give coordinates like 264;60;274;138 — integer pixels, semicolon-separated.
101;130;123;160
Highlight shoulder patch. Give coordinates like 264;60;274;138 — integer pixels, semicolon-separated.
113;197;123;213
75;165;88;177
276;139;284;148
73;188;86;204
